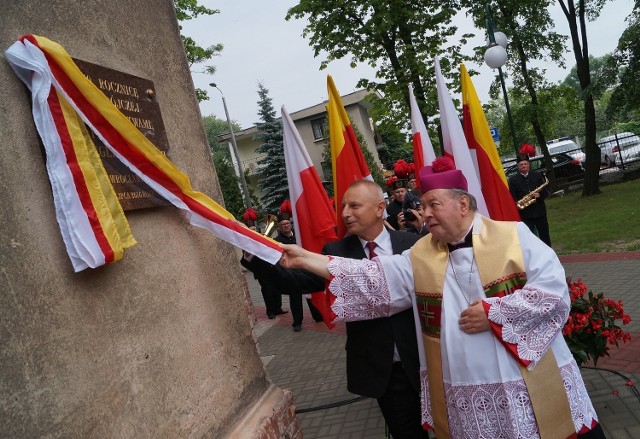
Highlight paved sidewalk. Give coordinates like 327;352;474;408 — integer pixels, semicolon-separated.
246;251;640;439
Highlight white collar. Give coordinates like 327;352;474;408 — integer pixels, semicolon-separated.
358;227;392;256
450;221;475;245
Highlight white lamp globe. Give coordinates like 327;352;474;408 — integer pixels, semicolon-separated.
485;31;508;49
493;31;508;48
484;44;507;69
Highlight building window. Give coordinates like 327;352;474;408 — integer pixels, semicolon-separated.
311;117;327;140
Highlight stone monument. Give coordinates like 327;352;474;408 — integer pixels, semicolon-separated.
0;1;300;437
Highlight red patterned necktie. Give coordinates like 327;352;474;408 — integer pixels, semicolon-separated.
366;241;378;259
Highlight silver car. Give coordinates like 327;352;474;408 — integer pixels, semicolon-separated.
547;138;585;163
597;132;640;165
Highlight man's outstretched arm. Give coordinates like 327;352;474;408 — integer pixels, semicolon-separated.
242;248;326;294
279;244;415;321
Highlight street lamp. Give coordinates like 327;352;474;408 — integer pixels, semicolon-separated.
209;83;252;209
484;4;518;154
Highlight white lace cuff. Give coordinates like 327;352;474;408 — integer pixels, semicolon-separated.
327;257;391;321
486;286;569;366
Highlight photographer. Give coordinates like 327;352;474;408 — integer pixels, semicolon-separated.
398;191;429;236
385;178;407;230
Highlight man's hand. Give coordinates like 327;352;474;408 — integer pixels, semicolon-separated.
397;211;406;230
279;244;332;279
405;208;424;231
458;300;490;334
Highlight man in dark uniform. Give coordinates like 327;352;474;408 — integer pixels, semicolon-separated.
508;153;551;246
243;181;427;438
385;178;407;230
272;214;323;331
407;173;417;192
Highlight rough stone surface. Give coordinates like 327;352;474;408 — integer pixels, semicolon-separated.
0;1;295;437
225;386;302;439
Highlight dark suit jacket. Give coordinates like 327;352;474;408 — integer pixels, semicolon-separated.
242;230;422;398
508;170;549;220
274;232;296;245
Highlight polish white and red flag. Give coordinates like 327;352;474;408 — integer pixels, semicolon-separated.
434;56;489;217
282;105;338;325
409;84;437;188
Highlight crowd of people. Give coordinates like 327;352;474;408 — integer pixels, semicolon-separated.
240;154;604;438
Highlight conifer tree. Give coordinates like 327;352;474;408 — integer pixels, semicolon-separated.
211;151;245;218
254;83;289;212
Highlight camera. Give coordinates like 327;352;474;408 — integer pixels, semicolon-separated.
403;209;417;222
402;191;421;222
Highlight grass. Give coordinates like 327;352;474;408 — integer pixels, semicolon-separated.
546;179;640;254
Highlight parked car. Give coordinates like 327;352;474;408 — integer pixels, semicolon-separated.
598;132;640;165
503;152;585;182
598;133;631;166
547;138;585;163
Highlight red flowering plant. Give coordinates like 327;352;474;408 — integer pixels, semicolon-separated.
563;279;632;366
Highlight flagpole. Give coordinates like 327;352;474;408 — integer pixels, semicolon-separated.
484;4;518;155
209;83;253;209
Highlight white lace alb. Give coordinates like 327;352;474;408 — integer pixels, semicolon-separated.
327;257;391;321
443;362;597;438
485;285;569;366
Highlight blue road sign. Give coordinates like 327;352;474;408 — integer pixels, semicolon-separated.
490;127;500;142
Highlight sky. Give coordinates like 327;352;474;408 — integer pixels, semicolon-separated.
182;1;635;130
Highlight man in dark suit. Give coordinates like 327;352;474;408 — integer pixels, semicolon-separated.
272;214;324;331
272;214;304;332
243;180;426;438
508;153;551;246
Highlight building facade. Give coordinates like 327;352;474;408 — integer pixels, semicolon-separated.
218;89;382;202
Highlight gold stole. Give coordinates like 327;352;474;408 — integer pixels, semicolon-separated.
410;216;574;439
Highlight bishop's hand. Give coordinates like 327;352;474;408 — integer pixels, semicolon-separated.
458;300;490;334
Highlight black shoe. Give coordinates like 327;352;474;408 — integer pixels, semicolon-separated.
267;314;275;319
293;325;302;332
274;309;288;315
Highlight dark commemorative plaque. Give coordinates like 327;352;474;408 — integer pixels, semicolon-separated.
74;59;170;211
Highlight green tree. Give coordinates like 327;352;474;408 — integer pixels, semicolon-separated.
202;114;241;158
536;84;584;140
211;151;245;218
607;4;640;125
557;0;611;196
489;53;619;162
375;123;414;167
594;89;616;135
483;100;512;158
562;54;617;100
562;54;618;137
173;0;222;101
254;83;289;212
286;0;471;133
464;0;568;188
